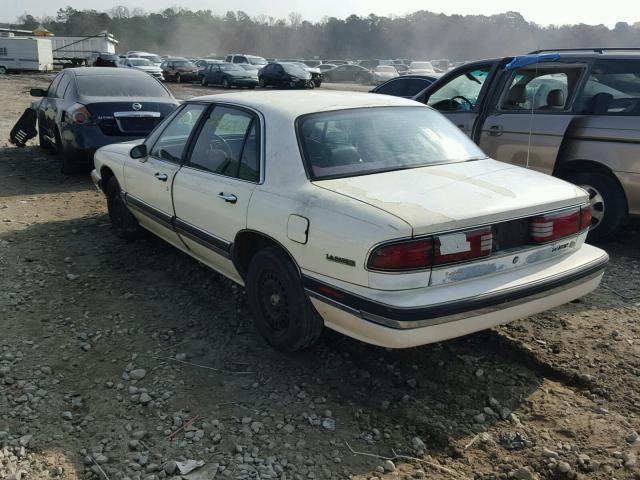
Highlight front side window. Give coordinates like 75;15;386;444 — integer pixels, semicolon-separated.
189;106;259;181
149;104;206;163
298;107;486;180
499;67;583;112
580;60;640;115
376;79;406;96
427;67;491;112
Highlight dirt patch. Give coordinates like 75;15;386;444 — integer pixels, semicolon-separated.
1;73;639;480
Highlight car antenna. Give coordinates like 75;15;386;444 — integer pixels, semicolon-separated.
525;58;539;169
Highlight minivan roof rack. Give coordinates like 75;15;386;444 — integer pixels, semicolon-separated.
529;48;640;54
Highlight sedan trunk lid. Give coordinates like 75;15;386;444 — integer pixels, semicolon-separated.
314;159;587;236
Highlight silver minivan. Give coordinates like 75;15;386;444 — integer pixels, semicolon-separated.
416;49;640;241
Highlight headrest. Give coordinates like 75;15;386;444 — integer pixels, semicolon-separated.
546;89;565;108
507;84;527;104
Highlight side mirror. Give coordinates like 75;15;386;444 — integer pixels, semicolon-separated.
130;144;148;160
30;88;47;97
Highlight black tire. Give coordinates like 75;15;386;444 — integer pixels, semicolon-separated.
246;247;323;352
106;176;143;242
222;77;231;89
248;85;256;89
258;77;266;88
200;76;207;86
175;73;181;84
54;128;77;174
563;171;627;242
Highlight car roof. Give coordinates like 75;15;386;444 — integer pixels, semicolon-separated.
66;67;150;77
188;90;422;118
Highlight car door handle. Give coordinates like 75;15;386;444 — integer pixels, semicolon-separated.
487;125;503;136
217;192;237;204
154;172;168;181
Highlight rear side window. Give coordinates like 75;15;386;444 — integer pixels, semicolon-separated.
376;79;406;96
47;73;62;97
189;106;260;181
499;66;583;112
580;60;640;115
76;75;170;97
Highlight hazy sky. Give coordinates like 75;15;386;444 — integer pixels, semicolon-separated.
3;0;639;27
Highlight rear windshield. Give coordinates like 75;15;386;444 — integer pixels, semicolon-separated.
173;61;194;68
247;56;267;66
129;59;152;66
298;107;486;180
140;55;161;63
76;76;170;98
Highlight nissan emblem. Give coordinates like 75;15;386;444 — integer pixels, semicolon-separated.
132;103;142;111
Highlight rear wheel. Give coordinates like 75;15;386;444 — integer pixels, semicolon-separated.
175;73;181;83
563;171;627;242
200;76;207;86
0;66;7;74
246;247;323;352
106;177;143;242
222;77;231;89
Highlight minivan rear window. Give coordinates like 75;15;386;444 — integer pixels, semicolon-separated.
76;76;170;98
297;107;487;180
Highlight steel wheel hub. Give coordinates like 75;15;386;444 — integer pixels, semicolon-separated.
580;184;605;230
259;272;288;332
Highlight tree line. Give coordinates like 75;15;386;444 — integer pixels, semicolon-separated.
10;7;640;61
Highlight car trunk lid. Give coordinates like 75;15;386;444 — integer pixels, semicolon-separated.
314;159;587;236
84;99;176;137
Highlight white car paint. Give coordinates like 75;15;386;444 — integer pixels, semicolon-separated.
92;91;608;349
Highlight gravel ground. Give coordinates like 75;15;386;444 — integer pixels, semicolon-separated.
1;73;639;480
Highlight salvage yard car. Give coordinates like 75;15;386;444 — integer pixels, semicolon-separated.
200;62;258;89
91;91;608;352
415;49;640;240
29;67;178;173
258;62;314;89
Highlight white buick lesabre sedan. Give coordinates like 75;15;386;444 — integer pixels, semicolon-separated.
91;91;608;352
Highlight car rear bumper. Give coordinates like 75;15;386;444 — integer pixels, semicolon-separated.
60;126;145;163
304;244;608;348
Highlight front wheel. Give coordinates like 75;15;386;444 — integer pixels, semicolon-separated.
200;76;207;86
106;177;143;242
222;77;231;89
258;77;266;88
0;66;7;75
175;73;181;83
246;247;323;352
563;171;627;242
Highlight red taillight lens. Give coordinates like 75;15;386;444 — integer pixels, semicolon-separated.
68;104;93;125
434;227;492;265
530;207;580;243
368;239;433;271
580;206;592;230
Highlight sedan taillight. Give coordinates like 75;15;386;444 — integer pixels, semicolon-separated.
68;104;94;125
434;228;492;266
530;206;590;243
368;228;493;272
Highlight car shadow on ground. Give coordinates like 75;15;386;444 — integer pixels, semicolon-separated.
0;146;92;197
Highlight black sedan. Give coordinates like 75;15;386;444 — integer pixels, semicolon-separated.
370;74;438;99
258;62;313;89
200;63;258;89
322;64;373;84
30;67;179;173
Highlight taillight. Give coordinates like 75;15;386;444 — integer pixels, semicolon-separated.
434;228;492;265
68;104;93;125
580;206;592;230
530;207;584;243
368;228;493;271
368;238;433;271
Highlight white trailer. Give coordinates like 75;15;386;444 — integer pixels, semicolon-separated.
0;35;54;74
50;31;118;66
